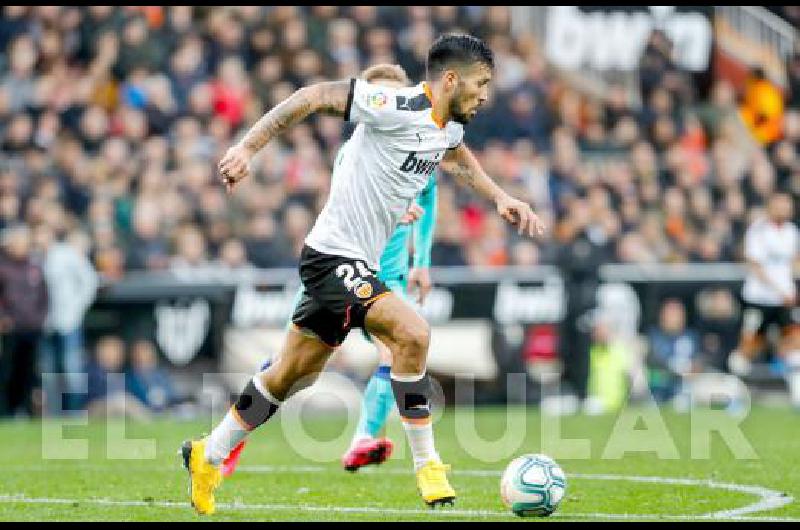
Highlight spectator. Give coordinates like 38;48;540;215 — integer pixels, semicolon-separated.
126;338;178;412
696;288;740;372
0;224;48;417
555;202;608;403
586;316;632;414
39;225;99;415
125;199;169;271
647;299;702;402
243;214;293;269
85;335;150;420
170;223;210;273
114;14;166;77
1;35;37;113
739;67;784;147
0;6;792;298
216;237;254;272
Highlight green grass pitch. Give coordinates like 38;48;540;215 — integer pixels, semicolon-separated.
0;405;798;521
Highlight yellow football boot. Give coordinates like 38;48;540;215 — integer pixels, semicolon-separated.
416;460;456;507
181;439;222;515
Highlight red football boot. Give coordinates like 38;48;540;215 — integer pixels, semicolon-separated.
221;439;247;478
342;437;394;472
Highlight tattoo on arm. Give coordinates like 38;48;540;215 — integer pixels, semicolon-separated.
443;145;502;201
445;159;478;190
240;80;351;153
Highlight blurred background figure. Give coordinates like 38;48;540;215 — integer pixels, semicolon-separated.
647;299;702;404
0;224;48;417
585;315;632;415
85;335;150;420
739;67;784;148
554;201;609;404
695;288;740;372
729;192;800;408
170;223;210;274
126;338;178;413
215;237;254;272
39;225;99;415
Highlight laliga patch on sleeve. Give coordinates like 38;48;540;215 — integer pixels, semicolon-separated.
368;92;388;108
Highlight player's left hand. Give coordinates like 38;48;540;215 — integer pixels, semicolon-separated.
408;267;432;305
496;194;545;237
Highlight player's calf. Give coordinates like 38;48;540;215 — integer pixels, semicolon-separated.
365;293;454;505
386;321;430;374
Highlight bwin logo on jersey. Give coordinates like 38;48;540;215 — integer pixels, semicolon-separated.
400;151;440;176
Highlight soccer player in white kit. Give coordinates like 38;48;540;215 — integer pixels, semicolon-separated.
729;192;800;408
181;34;545;515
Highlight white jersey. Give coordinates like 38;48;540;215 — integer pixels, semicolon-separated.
742;218;800;306
305;79;464;270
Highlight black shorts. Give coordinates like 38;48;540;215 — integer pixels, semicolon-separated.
740;300;798;336
291;245;391;347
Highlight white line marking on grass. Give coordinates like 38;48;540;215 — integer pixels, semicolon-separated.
0;495;510;518
237;465;794;519
0;466;792;520
566;473;794;519
0;494;797;521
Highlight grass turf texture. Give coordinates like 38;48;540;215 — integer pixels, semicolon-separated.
0;405;798;521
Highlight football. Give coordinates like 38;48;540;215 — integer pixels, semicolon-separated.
500;454;567;517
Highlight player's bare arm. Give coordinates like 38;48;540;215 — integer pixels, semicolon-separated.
219;80;351;191
442;143;545;237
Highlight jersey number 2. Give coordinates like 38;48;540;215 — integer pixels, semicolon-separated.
336;262;373;290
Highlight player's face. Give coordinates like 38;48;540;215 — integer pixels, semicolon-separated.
448;63;492;124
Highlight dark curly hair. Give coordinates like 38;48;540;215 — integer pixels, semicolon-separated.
426;34;494;79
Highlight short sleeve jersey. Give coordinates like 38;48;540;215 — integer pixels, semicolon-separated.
305;79;463;270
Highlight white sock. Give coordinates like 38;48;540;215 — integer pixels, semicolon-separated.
204;374;281;465
402;420;440;471
204;408;249;465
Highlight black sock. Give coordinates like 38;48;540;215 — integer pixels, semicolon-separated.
233;380;280;430
390;374;433;420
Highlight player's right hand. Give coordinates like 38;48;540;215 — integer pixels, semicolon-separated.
219;143;256;193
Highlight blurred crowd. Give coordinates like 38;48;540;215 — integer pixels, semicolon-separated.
2;6;799;278
1;6;800;415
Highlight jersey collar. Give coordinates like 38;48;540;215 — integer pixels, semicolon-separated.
422;82;446;129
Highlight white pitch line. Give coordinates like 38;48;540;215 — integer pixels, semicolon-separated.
237;465;795;519
0;495;509;518
0;465;793;520
0;494;797;522
566;473;794;518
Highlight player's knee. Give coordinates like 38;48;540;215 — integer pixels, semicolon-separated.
396;319;430;356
